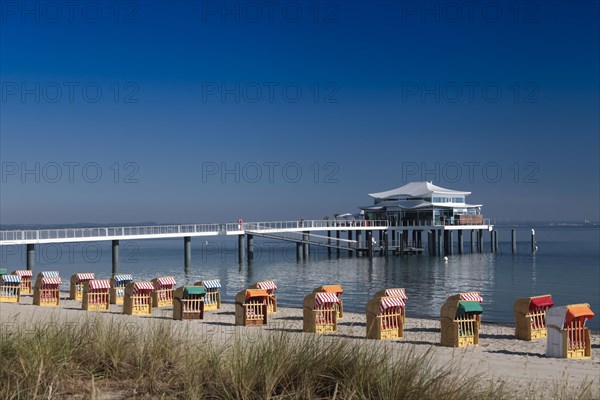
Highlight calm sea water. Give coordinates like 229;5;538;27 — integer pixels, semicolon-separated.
2;225;598;331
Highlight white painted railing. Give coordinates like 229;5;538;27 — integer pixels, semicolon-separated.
0;220;389;244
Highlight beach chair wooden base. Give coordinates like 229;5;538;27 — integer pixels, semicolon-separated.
173;298;204;320
34;289;60;307
20;282;32;295
0;295;19;303
152;289;174;308
236;302;267;326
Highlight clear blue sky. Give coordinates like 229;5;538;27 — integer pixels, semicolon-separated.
1;1;598;224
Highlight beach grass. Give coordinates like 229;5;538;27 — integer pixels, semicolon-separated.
0;316;592;399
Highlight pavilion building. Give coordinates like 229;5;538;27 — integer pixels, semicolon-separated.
358;182;493;255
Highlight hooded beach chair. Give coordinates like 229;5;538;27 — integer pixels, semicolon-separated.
173;286;206;320
366;292;405;340
110;274;133;304
123;281;154;315
12;270;33;295
303;292;339;334
440;292;484;347
235;289;268;326
546;304;594;359
195;279;221;311
70;273;95;301
82;279;111;311
312;284;343;319
514;294;554;340
33;271;62;307
0;274;21;303
250;280;277;313
374;288;408;323
152;276;176;307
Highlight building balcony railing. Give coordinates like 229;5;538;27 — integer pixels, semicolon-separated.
387;218;491;227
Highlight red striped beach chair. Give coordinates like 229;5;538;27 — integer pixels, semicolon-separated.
123;281;154;315
12;270;33;295
33;272;61;307
303;292;339;334
82;279;111;311
152;276;176;307
312;285;343;319
70;273;95;301
250;280;277;313
367;292;406;340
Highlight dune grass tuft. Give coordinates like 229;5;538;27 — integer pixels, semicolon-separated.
0;316;588;399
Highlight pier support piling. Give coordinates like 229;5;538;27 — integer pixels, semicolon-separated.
111;240;119;275
26;244;35;270
356;230;362;256
458;230;464;254
184;236;191;270
348;230;353;257
511;229;517;253
296;242;302;261
327;230;332;257
490;230;494;253
336;230;340;258
470;230;475;253
367;230;373;259
494;230;499;253
238;234;244;262
437;229;443;256
478;230;483;253
247;234;254;260
303;232;309;260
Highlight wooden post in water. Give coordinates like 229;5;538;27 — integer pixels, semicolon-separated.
336;230;340;258
327;230;331;257
303;232;309;260
111;241;119;274
184;236;191;270
356;230;362;256
531;229;537;252
26;243;35;271
238;234;244;262
348;230;353;257
511;229;517;253
490;230;494;253
494;230;499;253
458;230;464;254
470;230;475;253
296;242;302;261
367;230;373;259
437;229;443;256
247;234;254;260
478;230;483;253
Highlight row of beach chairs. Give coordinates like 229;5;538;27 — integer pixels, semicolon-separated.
0;269;594;359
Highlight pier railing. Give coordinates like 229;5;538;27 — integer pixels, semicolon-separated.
242;220;389;231
388;219;491;227
0;220;390;244
0;223;222;242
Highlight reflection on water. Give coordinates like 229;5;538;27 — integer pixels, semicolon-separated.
1;226;598;330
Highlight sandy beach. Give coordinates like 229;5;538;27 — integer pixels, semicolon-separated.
1;292;598;398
